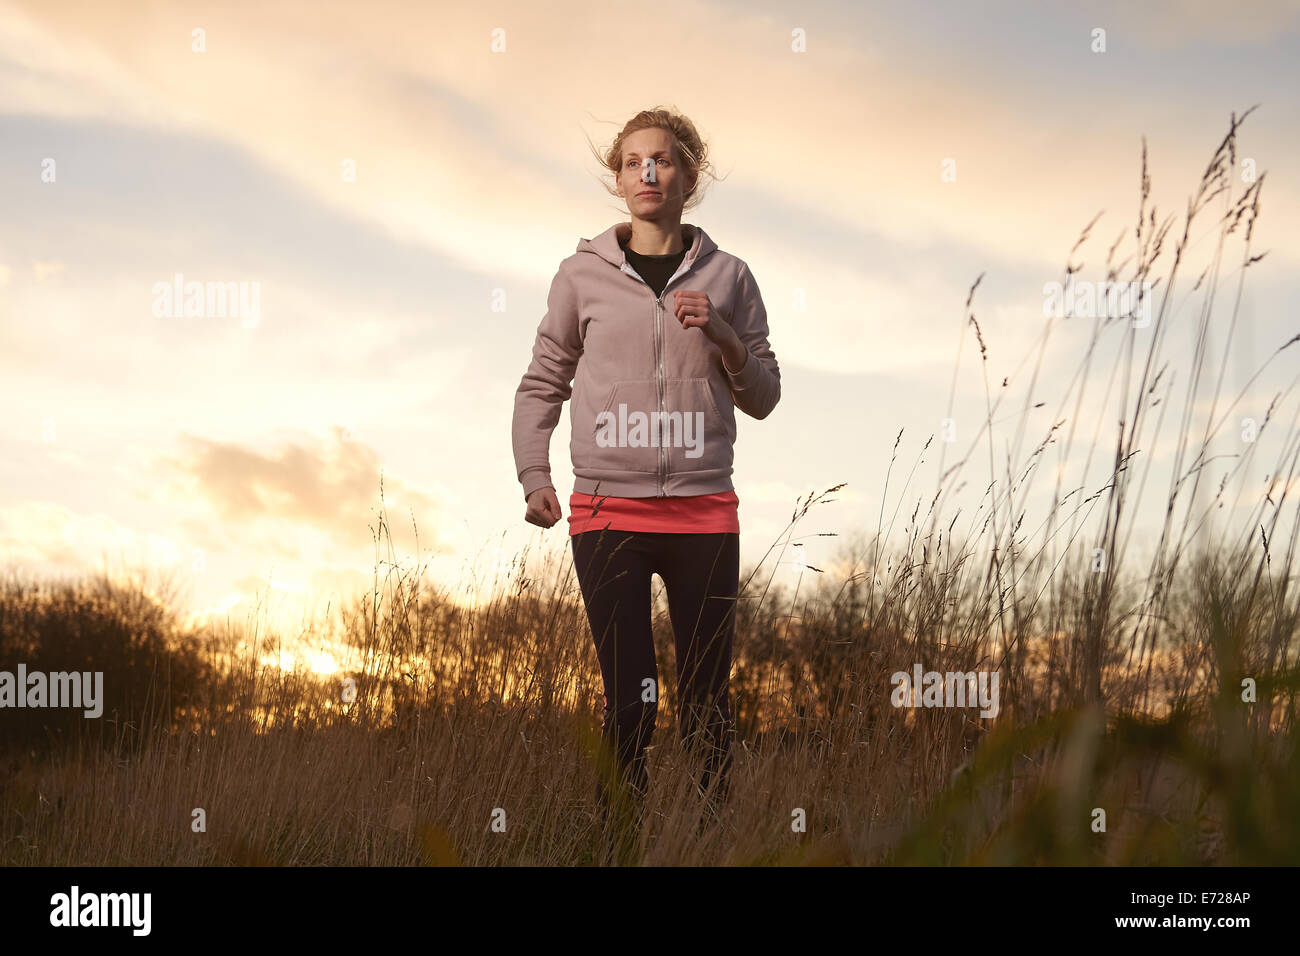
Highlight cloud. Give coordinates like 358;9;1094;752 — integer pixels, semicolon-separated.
0;498;161;570
4;0;1296;302
150;427;458;558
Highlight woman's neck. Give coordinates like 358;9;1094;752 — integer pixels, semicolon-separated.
625;219;685;256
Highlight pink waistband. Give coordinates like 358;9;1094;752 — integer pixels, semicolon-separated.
567;490;739;535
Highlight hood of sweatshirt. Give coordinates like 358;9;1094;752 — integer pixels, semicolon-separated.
577;221;719;272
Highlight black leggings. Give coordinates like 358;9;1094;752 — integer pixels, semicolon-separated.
570;527;739;824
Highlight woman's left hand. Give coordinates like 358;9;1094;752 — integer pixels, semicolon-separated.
672;290;727;344
673;289;750;374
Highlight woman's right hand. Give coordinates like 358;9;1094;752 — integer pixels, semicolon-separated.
524;486;563;528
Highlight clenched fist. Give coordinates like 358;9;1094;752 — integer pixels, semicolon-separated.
525;486;562;528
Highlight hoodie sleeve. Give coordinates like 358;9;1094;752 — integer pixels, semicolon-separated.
725;261;781;420
512;265;582;500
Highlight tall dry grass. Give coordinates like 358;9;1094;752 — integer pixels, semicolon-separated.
1;109;1296;865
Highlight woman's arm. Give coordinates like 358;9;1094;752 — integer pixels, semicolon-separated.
723;261;781;420
512;267;582;499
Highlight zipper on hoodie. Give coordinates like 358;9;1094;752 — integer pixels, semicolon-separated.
619;254;695;498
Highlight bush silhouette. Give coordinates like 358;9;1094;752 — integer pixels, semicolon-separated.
0;569;210;756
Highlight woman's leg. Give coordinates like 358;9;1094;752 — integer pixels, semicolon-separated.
657;532;740;823
570;528;658;858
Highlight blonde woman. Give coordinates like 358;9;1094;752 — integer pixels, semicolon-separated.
511;108;780;863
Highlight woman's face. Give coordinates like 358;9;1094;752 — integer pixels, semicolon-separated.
617;127;696;221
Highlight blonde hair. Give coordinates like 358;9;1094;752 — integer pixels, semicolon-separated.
585;107;721;213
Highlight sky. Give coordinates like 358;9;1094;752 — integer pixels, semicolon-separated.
2;0;1299;642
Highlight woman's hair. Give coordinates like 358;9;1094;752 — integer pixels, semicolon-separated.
586;107;720;213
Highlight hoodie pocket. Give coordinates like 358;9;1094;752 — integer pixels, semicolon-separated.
573;378;662;477
662;377;734;476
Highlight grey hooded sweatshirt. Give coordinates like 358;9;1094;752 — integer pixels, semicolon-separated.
512;221;780;500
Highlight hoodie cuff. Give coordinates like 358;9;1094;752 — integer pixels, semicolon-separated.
520;466;554;500
725;350;761;391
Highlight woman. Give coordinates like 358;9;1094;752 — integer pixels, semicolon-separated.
511;108;780;862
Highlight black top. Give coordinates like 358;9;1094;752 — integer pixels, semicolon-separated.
621;239;687;299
